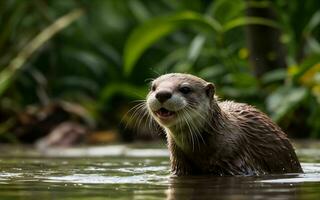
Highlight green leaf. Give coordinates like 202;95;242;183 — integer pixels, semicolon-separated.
266;86;307;122
123;11;221;76
198;64;226;79
224;72;258;87
210;0;245;24
261;69;287;84
220;86;258;98
154;47;187;73
187;35;206;63
223;16;280;32
99;83;147;106
128;0;150;22
292;54;320;82
306;37;320;54
0;8;84;97
304;10;320;35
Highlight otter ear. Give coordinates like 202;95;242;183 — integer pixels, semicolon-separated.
205;83;215;98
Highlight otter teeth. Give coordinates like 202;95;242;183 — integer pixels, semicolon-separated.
156;108;175;118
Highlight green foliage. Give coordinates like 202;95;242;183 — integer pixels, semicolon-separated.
0;0;320;141
0;8;84;97
99;83;147;109
124;5;280;76
123;0;320;137
123;11;220;76
266;86;307;122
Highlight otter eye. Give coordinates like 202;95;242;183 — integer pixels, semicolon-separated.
179;86;191;94
151;85;156;91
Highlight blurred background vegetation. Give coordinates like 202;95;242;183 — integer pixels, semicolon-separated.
0;0;319;146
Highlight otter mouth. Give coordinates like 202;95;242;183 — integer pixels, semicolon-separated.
155;108;175;120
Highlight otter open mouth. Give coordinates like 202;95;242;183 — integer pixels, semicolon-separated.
155;108;175;119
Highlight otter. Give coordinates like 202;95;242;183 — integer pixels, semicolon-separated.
144;73;302;176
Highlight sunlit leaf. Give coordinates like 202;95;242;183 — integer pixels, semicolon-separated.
128;0;150;22
187;35;206;63
220;86;258;98
198;65;226;79
154;47;187;73
123;11;221;76
292;54;320;82
266;86;307;122
261;69;287;84
173;61;192;72
306;37;320;54
223;17;280;32
223;73;258;87
210;0;245;23
300;63;320;86
304;10;320;35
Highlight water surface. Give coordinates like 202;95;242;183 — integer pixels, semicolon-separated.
1;142;320;199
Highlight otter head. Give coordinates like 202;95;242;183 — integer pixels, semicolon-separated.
146;73;215;130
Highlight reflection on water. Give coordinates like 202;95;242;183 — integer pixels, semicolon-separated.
0;143;320;199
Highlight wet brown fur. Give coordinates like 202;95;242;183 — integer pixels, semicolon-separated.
149;73;303;176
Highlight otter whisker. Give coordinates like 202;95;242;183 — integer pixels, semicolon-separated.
123;101;145;120
184;110;196;152
176;111;186;149
184;109;201;152
181;109;195;152
136;105;151;131
146;109;157;134
186;101;199;110
147;111;153;132
123;101;147;129
130;104;147;123
131;106;146;130
184;107;203;150
187;104;216;134
177;111;187;150
131;99;148;103
125;101;158;137
182;109;196;148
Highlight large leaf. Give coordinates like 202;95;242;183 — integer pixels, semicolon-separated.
187;34;206;63
303;10;320;35
261;69;287;84
222;16;280;32
210;0;245;24
266;86;307;122
123;11;221;76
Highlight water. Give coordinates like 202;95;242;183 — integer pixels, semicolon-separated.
0;142;320;200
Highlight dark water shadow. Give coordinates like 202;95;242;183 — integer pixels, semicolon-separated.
166;168;320;200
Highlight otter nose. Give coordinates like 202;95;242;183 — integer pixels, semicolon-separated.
155;91;172;103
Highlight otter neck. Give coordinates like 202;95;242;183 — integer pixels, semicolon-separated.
165;101;227;152
209;100;230;133
165;127;204;153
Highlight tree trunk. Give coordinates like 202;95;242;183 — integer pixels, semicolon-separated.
245;1;287;78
